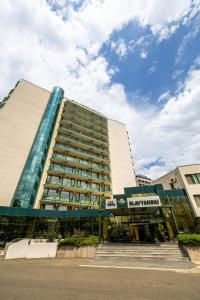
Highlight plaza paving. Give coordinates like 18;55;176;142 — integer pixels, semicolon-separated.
0;258;200;300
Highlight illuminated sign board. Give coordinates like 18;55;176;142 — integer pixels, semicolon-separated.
127;196;161;208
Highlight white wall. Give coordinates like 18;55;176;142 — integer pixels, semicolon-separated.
5;239;58;259
178;165;200;218
108;119;136;194
153;164;200;218
0;80;50;206
5;239;29;259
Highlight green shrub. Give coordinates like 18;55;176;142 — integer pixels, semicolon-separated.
178;234;200;245
58;236;100;248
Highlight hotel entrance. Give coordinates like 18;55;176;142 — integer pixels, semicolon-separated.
105;211;169;243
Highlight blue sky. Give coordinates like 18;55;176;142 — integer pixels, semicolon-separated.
0;0;200;178
101;12;200;105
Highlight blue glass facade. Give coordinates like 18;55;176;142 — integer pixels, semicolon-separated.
12;87;64;208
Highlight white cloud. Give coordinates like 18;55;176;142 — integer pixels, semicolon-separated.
158;90;170;102
0;0;199;181
134;68;200;179
175;11;200;64
111;39;128;58
172;69;184;80
148;60;158;75
140;49;148;59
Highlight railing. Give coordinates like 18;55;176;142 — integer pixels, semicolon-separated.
57;133;109;154
41;196;99;206
64;106;107;129
48;166;111;182
60;123;108;146
51;153;110;171
45;180;111;193
54;143;109;163
62;112;108;137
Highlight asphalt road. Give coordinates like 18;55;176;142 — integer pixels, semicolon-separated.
0;258;200;300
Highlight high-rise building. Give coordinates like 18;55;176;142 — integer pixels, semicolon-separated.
0;80;136;210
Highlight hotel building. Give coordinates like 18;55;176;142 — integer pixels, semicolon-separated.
0;80;136;211
0;80;199;243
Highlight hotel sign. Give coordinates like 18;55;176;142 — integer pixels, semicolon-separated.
106;199;117;209
127;196;161;208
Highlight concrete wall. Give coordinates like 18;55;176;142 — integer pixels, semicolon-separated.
0;80;51;206
5;239;29;259
5;239;57;259
153;169;181;190
57;245;97;258
108;119;136;194
27;241;57;259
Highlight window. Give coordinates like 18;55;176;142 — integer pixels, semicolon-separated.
43;189;58;198
76;193;86;202
51;163;63;171
194;195;200;207
77;180;87;188
91;183;100;191
91;195;100;203
62;178;74;186
185;174;200;184
60;191;73;200
104;185;110;192
64;166;74;173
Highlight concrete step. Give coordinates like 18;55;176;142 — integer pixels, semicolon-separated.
93;243;188;263
0;250;5;259
95;255;189;262
96;251;182;256
97;248;181;252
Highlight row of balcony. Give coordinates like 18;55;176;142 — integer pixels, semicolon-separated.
54;143;109;164
64;104;107;129
48;165;111;183
41;196;100;207
62;109;108;134
62;112;108;138
56;134;109;155
44;181;111;195
52;153;110;171
60;122;108;146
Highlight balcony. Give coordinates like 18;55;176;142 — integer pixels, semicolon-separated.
62;111;108;137
56;134;109;156
48;167;111;184
64;105;107;129
44;180;111;196
51;153;109;171
41;196;99;208
53;143;110;165
60;122;108;146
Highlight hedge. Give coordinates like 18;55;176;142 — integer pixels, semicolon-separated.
58;236;100;247
178;234;200;245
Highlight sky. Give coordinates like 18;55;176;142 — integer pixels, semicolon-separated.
0;0;200;179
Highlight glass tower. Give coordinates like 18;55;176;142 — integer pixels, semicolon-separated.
12;87;64;208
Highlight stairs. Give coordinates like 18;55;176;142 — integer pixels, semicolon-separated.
95;243;188;262
0;250;5;260
83;243;195;269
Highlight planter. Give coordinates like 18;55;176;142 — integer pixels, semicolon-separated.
57;245;97;258
183;245;200;264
